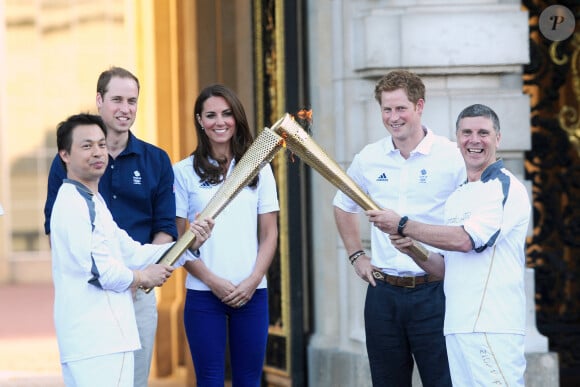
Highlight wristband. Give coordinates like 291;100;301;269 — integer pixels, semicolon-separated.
397;216;409;236
348;250;366;265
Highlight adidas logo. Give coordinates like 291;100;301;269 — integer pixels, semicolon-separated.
200;181;213;189
376;173;389;182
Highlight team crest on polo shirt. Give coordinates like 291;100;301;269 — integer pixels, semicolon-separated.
418;169;427;183
132;170;142;185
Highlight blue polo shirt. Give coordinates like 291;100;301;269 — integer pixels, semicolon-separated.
44;132;177;244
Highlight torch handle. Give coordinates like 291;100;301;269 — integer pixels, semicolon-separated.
142;230;197;293
409;243;429;262
355;203;428;262
157;230;197;267
340;186;429;262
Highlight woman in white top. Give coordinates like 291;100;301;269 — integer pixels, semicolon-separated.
174;84;279;386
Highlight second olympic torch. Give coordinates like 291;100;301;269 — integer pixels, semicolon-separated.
271;113;429;261
144;127;285;293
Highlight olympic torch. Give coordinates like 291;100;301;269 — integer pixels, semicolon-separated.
144;127;285;293
271;113;429;261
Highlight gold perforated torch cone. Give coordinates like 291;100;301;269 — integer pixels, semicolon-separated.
144;127;285;293
271;113;428;261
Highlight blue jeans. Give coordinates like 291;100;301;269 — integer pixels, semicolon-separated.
364;280;451;387
184;288;268;387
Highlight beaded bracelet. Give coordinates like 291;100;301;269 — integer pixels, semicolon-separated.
348;250;366;265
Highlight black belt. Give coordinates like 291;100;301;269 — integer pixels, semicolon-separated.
372;270;442;288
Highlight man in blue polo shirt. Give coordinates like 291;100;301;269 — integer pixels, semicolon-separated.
44;66;177;387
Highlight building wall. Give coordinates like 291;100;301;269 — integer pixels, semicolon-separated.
0;0;139;283
0;0;9;283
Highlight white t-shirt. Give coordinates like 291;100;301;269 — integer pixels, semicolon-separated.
173;155;280;291
333;128;466;276
50;180;178;363
442;160;530;335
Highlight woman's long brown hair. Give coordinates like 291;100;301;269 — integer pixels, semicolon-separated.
191;84;258;187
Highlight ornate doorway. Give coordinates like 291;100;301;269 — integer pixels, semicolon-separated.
523;1;580;385
253;1;311;386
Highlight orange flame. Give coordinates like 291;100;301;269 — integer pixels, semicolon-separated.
285;109;312;163
279;131;294;162
295;109;313;123
278;134;287;148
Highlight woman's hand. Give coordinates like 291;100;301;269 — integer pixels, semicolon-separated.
206;276;237;302
221;276;260;308
189;218;215;249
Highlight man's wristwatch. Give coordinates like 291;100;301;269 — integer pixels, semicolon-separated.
397;216;409;236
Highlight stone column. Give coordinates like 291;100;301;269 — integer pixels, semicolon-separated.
524;267;559;386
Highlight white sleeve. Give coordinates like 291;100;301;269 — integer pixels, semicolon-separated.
332;154;364;213
257;164;280;214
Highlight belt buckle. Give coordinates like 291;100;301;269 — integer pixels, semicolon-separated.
372;271;384;281
404;276;416;288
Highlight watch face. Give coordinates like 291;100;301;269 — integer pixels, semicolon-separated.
398;216;409;235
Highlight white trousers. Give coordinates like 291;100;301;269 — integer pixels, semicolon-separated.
62;351;134;387
133;289;158;387
446;332;526;387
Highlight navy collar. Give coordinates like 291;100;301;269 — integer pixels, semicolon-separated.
117;132;144;157
64;178;95;195
480;159;504;183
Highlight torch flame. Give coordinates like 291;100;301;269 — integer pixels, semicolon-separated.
296;108;313;122
280;109;313;162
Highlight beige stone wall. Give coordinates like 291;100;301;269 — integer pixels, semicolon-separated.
1;0;136;283
0;0;9;283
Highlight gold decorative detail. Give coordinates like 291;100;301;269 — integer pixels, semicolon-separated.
558;33;580;154
254;0;293;379
550;41;568;66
